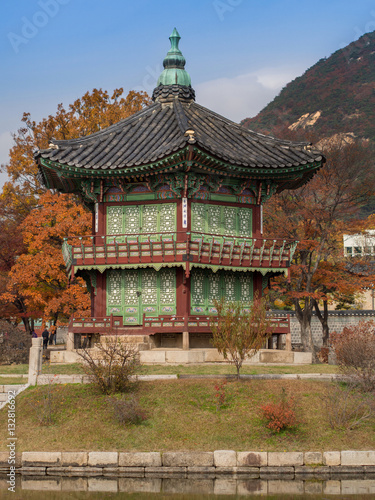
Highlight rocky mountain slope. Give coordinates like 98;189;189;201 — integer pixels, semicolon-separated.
241;31;375;142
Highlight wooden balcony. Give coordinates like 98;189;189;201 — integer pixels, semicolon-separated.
70;313;290;335
63;232;297;277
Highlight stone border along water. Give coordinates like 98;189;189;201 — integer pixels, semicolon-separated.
0;451;375;477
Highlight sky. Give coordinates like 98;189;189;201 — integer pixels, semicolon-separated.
1;0;375;188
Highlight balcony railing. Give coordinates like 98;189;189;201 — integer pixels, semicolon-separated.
70;313;290;335
63;232;297;276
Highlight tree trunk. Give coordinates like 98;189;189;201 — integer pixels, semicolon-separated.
313;299;329;346
294;298;316;360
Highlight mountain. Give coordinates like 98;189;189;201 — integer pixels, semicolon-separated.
241;31;375;142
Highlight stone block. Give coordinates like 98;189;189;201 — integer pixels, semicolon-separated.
259;351;294;364
214;450;236;467
0;451;21;468
268;452;303;467
305;481;323;494
260;466;294;474
341;479;375;495
62;466;102;476
61;477;88;491
117;467;145;477
187;466;216;474
88;452;118;467
88;477;118;492
139;350;166;363
163;478;214;495
119;452;161;467
331;465;365;474
20;466;47;475
61;452;87;467
268;479;304;495
162;451;213;467
145;466;186;475
293;351;313;364
21;478;61;491
323;480;341;495
119;477;162;493
341;450;375;466
237;479;267;495
304;451;322;465
204;349;225;362
214;479;237;495
22;452;61;467
323;451;341;466
237;451;267;467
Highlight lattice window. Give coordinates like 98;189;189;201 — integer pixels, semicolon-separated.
142;269;158;303
142;205;158;233
191;269;205;304
191;203;206;233
239;273;253;301
107;270;122;305
238;207;252;237
208;271;221;303
223;207;237;235
123;270;139;304
207;205;221;235
223;273;236;302
124;206;140;234
160;204;175;233
107;206;123;235
159;268;175;304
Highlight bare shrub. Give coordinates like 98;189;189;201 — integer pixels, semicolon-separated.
331;320;375;391
76;335;140;394
322;382;374;430
106;394;148;425
211;294;272;379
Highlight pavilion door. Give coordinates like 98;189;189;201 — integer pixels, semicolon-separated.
121;268;177;325
190;269;253;315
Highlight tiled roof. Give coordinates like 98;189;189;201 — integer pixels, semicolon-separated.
35;97;323;173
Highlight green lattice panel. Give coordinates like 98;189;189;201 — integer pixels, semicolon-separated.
191;268;206;314
124;205;141;235
123;269;140;324
106;270;123;316
107;206;124;242
159;204;176;236
141;268;158;317
159;268;176;315
238;207;252;238
207;271;221;314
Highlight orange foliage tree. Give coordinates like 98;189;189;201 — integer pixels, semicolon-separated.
0;88;150;329
264;138;375;354
3;192;92;328
1;88;150;203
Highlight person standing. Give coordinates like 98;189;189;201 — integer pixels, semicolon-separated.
42;328;49;349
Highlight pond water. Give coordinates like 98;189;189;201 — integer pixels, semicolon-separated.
1;475;375;499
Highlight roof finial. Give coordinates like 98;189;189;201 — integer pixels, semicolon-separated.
153;29;195;101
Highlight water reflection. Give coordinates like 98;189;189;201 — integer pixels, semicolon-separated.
1;474;375;498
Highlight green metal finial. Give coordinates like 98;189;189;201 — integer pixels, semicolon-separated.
156;28;192;87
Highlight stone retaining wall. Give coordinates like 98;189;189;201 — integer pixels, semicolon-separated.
1;450;375;476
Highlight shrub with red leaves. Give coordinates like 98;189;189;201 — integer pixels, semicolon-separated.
260;388;297;433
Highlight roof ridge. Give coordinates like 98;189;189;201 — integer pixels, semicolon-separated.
51;102;160;147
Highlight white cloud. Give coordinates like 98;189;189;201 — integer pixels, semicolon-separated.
195;65;306;123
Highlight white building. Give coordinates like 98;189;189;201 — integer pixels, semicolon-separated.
343;230;375;257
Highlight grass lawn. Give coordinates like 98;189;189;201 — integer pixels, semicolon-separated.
0;377;26;385
0;379;373;453
0;362;339;376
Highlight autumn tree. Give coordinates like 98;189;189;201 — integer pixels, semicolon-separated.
264;137;375;354
2;192;92;329
0;88;150;327
211;296;272;379
1;88;150;203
